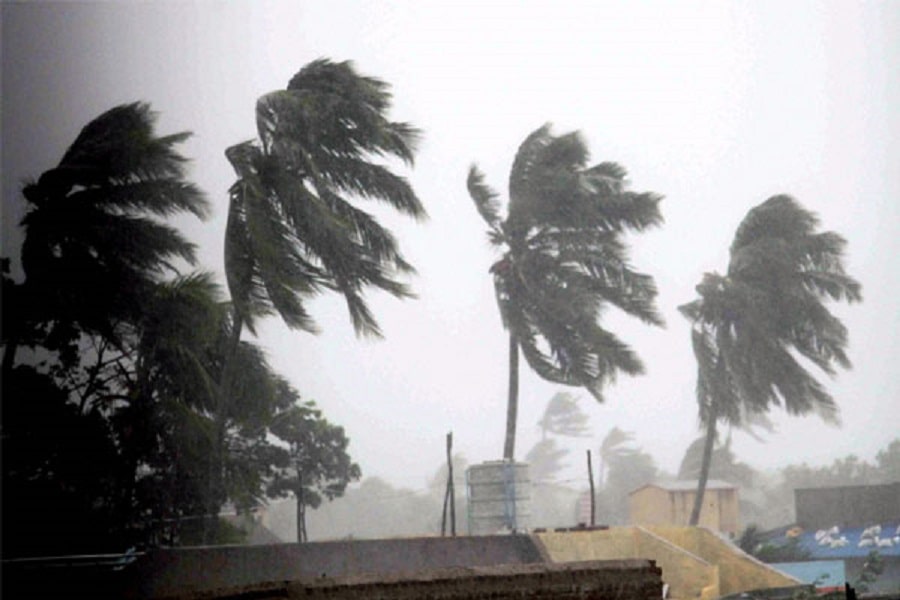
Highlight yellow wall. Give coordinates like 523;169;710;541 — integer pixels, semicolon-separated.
629;486;672;526
630;486;740;536
633;528;719;600
534;526;800;599
643;526;800;596
536;528;717;599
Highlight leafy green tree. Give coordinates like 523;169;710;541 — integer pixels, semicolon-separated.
268;399;361;542
1;365;124;556
680;196;861;525
467;125;663;460
1;103;212;552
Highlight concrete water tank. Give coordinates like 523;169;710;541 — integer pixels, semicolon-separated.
466;461;531;534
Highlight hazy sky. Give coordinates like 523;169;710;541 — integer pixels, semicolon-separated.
2;1;898;492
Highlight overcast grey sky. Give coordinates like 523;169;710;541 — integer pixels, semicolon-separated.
2;1;898;491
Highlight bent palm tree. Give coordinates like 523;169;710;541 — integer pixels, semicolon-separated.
2;103;207;376
224;58;424;345
680;195;861;525
211;59;424;530
468;125;664;460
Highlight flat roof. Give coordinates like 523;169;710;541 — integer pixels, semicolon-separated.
629;480;737;495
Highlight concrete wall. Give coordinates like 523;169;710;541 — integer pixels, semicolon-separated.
136;560;663;600
535;527;718;599
644;525;801;596
629;486;740;536
629;485;672;526
634;528;719;600
125;536;544;598
3;555;663;600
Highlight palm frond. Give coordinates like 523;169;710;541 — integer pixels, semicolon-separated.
467;165;503;227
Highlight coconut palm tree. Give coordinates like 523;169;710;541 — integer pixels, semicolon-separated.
598;426;635;486
211;59;424;533
2;102;207;377
679;195;861;525
223;58;424;347
467;125;664;460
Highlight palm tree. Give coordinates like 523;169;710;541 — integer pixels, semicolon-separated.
211;59;424;531
467;125;663;460
223;58;424;346
598;426;635;486
680;195;861;525
2;102;207;377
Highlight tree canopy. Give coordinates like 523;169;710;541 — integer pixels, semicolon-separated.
680;195;861;525
468;124;663;459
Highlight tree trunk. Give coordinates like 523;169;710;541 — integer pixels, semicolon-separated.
296;471;306;543
689;409;718;526
205;311;244;543
1;335;19;387
587;450;596;527
503;333;519;461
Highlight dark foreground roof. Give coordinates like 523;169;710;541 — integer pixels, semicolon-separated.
127;535;546;598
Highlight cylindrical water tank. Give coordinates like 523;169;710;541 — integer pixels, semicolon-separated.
466;461;531;534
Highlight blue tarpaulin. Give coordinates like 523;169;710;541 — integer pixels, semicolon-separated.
772;560;845;589
775;522;900;558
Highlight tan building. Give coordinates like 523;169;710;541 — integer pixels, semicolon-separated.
628;480;740;536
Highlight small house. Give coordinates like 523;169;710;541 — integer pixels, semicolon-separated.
628;480;740;536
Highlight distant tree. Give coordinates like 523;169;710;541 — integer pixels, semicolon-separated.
537;392;590;440
428;453;470;496
279;477;440;540
601;444;658;524
875;439;900;483
678;435;757;488
524;392;592;483
467;125;663;460
598;427;635;486
525;439;570;483
268;399;361;542
680;196;861;525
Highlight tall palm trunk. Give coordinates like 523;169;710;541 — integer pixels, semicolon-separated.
205;311;244;543
689;407;718;526
503;333;519;461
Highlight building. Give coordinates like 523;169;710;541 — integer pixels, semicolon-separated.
764;481;900;594
794;482;900;530
628;480;740;536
